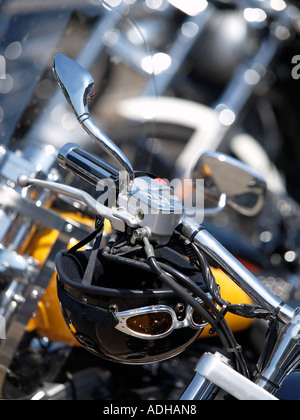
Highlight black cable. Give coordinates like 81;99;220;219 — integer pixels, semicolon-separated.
102;250;150;272
190;242;272;320
147;256;249;378
103;251;223;337
103;251;218;328
148;257;220;329
170;237;251;376
155;261;219;317
190;242;225;307
103;249;249;377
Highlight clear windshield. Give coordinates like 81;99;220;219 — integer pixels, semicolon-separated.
0;0;158;166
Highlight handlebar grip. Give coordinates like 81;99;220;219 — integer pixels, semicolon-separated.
58;143;119;187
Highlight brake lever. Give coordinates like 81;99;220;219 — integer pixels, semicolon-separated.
17;174;136;233
18;173;184;245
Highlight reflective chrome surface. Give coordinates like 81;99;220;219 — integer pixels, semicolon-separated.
118;176;183;245
58;143;119;187
0;142;58;254
0;142;92;393
53;54;135;183
115;303;207;340
17;174;128;233
53;53;95;122
255;308;300;394
20;172;184;245
181;352;278;400
181;215;295;324
192;151;267;217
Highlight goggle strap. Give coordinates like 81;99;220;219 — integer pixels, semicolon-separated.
66;218;104;255
82;225;104;287
57;280;118;329
64;219;104;288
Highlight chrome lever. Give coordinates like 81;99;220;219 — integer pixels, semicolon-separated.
53;54;135;185
17;173;184;246
17;174;128;233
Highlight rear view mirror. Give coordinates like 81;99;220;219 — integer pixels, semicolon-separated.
192;152;267;217
53;54;134;182
53;53;95;121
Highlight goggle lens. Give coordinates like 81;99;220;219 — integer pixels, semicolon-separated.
126;312;173;336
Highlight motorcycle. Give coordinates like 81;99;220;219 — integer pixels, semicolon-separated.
0;0;299;400
0;1;258;399
12;50;300;400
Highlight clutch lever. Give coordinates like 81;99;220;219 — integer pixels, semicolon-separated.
17;174;137;233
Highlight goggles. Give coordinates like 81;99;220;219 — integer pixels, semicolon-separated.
114;300;210;340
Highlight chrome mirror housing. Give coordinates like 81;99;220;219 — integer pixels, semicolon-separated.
192;152;267;217
53;54;134;183
53;53;95;122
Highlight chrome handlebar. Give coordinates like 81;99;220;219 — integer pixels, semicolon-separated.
181;216;295;325
17;163;296;323
17;174;129;233
58;143;119;187
18;166;183;246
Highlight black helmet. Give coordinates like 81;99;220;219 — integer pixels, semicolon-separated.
56;245;208;365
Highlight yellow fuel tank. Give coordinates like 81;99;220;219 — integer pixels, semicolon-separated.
26;212;94;346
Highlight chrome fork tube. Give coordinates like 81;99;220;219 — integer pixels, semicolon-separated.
181;217;300;396
180;373;219;401
181;352;278;400
255;308;300;395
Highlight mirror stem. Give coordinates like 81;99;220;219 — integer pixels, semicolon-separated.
80;115;135;185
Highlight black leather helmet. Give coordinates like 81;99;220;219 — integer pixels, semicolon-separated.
56;246;208;365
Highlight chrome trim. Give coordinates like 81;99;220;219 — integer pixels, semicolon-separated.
0;184;92;242
0;234;70;393
142;5;215;96
181;352;278;401
17;174;130;233
81;117;134;184
114;303;208;340
255;308;300;394
53;54;134;184
0;142;93;394
58;142;119;187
